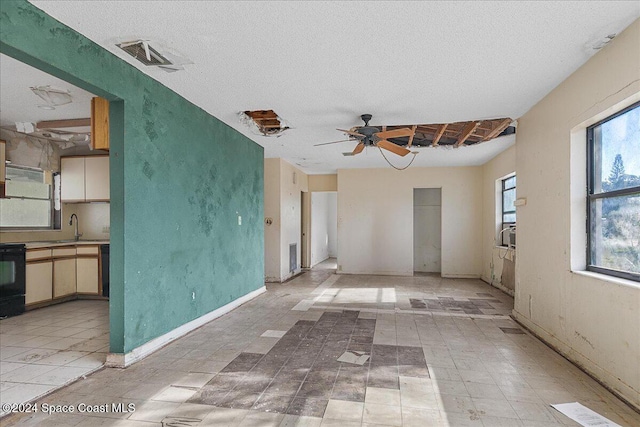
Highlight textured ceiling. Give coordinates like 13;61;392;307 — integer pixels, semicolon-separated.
20;1;640;173
0;54;94;128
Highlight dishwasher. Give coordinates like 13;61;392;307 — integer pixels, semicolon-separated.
0;243;26;318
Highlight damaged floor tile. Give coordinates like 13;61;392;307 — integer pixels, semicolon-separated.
337;351;370;366
261;330;287;338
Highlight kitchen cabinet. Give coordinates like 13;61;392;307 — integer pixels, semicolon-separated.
85;156;110;201
26;261;53;304
91;97;110;151
25;244;104;308
52;247;77;298
60;157;85;201
61;155;109;202
77;246;99;294
53;257;76;298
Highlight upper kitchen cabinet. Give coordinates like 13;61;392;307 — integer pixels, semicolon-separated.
85;156;110;200
60;157;85;201
61;155;109;202
91;97;109;151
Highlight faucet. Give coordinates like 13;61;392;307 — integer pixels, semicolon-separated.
69;214;82;241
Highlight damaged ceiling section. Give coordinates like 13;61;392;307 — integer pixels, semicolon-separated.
3;118;91;146
116;39;192;73
240;110;290;137
347;118;515;149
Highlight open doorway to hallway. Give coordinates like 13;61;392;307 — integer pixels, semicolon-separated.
309;191;337;269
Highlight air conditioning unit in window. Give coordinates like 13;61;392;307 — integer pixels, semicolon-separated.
508;225;516;249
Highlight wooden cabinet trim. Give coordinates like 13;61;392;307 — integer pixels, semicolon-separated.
26;258;54;265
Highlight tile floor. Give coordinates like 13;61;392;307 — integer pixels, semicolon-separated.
0;300;109;414
2;260;639;426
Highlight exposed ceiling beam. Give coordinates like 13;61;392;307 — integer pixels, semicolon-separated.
431;124;448;146
36;118;91;129
482;118;512;141
455;121;481;147
407;125;417;147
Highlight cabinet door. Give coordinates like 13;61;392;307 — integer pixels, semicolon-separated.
85;156;109;201
76;258;99;294
91;97;110;151
53;258;76;297
26;261;53;304
61;157;85;201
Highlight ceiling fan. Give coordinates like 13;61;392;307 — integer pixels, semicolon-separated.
315;114;416;156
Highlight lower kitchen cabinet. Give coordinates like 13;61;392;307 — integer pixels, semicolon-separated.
25;244;104;308
53;258;77;298
25;261;53;304
77;258;99;294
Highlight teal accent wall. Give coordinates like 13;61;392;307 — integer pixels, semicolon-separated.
1;1;264;353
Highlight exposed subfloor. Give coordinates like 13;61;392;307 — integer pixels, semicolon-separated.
2;266;639;426
0;300;109;411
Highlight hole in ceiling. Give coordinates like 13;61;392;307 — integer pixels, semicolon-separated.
342;117;515;148
240;110;290;137
117;40;172;66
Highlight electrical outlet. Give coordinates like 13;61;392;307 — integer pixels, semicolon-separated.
102;226;110;233
238;215;242;225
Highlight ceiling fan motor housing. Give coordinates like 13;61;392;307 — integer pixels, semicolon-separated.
360;114;373;125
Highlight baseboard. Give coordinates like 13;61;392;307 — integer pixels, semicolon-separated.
106;286;266;368
441;273;482;279
480;277;514;296
512;310;640;412
338;270;413;276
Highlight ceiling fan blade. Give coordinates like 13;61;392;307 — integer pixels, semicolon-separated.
337;128;364;138
375;128;415;139
314;139;353;147
352;142;365;155
377;139;411;157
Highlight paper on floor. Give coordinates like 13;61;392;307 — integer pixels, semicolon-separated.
337;351;370;365
551;402;621;427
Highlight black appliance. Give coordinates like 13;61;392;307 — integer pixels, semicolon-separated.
100;244;109;297
0;244;26;318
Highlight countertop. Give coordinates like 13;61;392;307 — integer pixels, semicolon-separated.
24;240;109;249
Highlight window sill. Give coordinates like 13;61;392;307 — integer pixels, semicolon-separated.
572;270;640;290
494;245;515;251
1;228;62;233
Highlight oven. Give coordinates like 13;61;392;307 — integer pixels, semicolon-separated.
0;243;26;318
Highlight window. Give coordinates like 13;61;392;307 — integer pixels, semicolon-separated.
587;101;640;282
501;175;516;247
0;165;59;229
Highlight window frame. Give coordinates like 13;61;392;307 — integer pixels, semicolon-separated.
0;165;59;231
500;174;516;247
586;101;640;282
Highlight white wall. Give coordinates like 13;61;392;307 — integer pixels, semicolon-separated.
337;167;483;277
327;192;337;257
413;188;442;273
279;160;308;280
310;192;331;266
264;158;309;282
481;145;516;293
514;19;640;408
264;158;281;282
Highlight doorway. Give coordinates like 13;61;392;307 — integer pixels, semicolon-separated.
413;188;442;273
309;191;337;267
301;191;310;268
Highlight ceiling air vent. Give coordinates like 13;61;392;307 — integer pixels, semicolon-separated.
117;40;172;66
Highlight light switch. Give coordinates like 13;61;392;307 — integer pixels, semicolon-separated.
238;215;242;225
